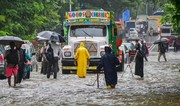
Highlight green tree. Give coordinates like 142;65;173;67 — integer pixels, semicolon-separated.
71;0;139;20
0;0;62;41
161;0;180;34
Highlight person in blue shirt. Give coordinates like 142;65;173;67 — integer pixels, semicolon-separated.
24;53;32;79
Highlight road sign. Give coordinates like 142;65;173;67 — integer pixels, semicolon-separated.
123;10;130;22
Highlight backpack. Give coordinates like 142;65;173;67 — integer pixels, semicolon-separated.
45;45;54;62
6;49;19;65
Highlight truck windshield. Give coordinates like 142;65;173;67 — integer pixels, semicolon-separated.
161;28;171;33
126;22;136;28
70;25;106;37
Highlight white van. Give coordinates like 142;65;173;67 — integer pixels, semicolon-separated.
129;28;138;37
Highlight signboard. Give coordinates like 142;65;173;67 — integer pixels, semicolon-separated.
122;10;130;22
65;18;110;26
66;10;110;19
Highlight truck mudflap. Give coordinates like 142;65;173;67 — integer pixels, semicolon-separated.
61;58;100;74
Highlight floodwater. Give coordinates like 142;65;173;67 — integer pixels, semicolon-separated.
0;51;180;106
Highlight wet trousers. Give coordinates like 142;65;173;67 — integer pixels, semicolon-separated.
47;57;58;79
158;52;167;62
41;61;48;75
17;63;25;83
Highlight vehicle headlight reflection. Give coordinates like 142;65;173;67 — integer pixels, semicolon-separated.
64;51;71;57
100;51;105;56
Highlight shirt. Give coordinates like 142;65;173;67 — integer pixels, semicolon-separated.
46;42;61;58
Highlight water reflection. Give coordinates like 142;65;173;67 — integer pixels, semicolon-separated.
0;52;180;106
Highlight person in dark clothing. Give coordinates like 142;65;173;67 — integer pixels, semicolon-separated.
135;40;144;78
158;42;167;62
97;46;120;89
46;41;61;79
173;39;177;52
16;44;27;83
141;40;148;61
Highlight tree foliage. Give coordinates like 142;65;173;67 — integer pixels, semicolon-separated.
72;0;138;20
0;0;61;41
161;0;180;34
1;0;176;41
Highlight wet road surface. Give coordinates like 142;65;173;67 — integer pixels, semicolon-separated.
0;51;180;106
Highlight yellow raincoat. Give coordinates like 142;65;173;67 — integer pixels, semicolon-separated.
74;42;90;78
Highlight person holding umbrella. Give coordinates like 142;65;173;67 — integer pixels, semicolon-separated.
46;40;61;79
4;41;20;87
158;42;167;62
37;31;65;78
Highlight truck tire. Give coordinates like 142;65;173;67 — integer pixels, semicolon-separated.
62;70;70;74
121;62;124;71
116;62;124;72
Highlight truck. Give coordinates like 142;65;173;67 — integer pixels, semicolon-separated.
124;20;138;37
125;20;136;30
61;10;124;74
148;15;161;36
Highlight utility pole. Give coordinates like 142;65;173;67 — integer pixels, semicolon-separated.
145;0;149;22
146;0;148;15
69;0;72;11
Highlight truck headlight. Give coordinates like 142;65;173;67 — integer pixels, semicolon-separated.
64;51;71;57
100;51;105;56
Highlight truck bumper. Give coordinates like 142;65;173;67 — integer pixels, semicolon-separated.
62;58;100;71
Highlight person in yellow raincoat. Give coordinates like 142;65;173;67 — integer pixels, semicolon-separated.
74;42;90;78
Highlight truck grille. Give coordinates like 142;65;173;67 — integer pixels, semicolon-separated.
74;41;98;56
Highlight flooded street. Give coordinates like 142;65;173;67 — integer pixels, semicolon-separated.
0;51;180;106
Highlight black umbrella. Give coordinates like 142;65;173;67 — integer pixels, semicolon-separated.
153;38;168;44
36;31;65;43
0;36;24;45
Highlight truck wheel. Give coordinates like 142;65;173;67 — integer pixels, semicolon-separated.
116;62;124;72
62;70;70;74
121;62;124;71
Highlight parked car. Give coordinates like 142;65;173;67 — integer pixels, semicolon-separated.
0;45;6;79
118;44;129;63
